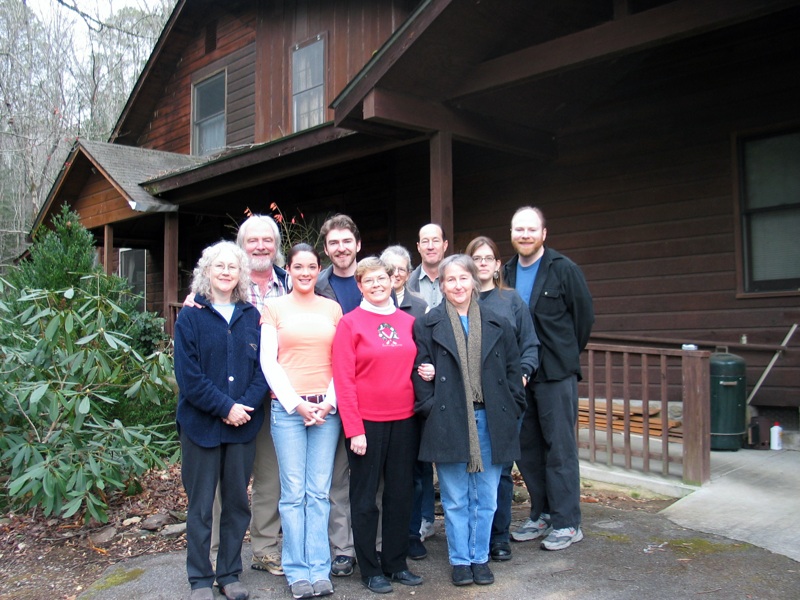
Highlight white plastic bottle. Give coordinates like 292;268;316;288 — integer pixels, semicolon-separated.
770;422;783;450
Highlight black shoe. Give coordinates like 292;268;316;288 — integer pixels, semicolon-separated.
331;555;356;577
451;565;474;586
490;541;512;561
407;536;427;560
361;575;393;594
386;569;423;586
471;561;494;585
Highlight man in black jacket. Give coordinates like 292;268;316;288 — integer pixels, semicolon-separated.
503;206;594;551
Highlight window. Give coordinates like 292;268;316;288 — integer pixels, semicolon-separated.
120;248;146;312
738;129;800;293
292;36;325;132
193;71;226;155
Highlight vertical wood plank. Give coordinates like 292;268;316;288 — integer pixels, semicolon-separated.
682;352;711;485
164;213;179;336
103;224;114;276
430;131;453;242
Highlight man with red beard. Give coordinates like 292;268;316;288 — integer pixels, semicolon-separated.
502;206;594;552
314;214;362;576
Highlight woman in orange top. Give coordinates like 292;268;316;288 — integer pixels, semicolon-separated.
260;243;343;600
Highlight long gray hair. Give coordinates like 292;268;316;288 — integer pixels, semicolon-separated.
191;241;251;303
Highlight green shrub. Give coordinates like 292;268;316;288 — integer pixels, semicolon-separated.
0;275;178;522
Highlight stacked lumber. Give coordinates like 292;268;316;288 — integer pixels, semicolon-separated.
578;399;682;440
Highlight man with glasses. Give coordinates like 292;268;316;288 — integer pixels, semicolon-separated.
503;206;594;552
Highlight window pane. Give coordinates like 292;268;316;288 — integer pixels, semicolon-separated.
749;209;800;283
197;114;225;155
744;132;800;210
196;73;225;120
292;38;324;132
293;40;323;93
293;87;324;132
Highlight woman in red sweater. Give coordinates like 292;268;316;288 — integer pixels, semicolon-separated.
333;256;428;594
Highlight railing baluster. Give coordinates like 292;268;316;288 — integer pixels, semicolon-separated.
623;351;631;470
605;351;613;467
660;354;669;477
641;353;650;474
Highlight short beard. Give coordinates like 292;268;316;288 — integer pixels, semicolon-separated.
249;256;273;272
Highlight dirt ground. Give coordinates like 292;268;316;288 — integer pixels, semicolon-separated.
0;465;675;600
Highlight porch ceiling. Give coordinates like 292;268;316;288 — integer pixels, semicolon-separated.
333;0;800;157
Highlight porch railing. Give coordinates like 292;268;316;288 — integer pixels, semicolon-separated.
579;342;711;486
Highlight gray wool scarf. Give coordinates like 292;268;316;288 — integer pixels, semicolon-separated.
445;299;484;473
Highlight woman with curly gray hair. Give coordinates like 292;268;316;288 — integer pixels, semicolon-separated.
175;240;268;600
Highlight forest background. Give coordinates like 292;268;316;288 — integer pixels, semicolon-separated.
0;0;178;270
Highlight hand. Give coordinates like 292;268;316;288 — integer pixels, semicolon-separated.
522;374;529;387
182;292;203;309
296;401;326;427
350;434;367;456
417;362;435;382
226;403;254;426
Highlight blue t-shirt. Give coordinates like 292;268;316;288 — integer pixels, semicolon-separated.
459;314;469;335
329;274;361;314
515;259;541;305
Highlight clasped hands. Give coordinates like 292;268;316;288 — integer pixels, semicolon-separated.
223;403;254;427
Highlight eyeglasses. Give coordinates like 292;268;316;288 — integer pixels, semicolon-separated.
472;255;496;264
393;267;408;275
361;275;390;287
211;263;240;273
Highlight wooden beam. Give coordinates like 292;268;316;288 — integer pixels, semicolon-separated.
163;213;179;335
103;224;114;276
331;0;453;125
430;132;453;246
363;88;556;161
453;0;800;99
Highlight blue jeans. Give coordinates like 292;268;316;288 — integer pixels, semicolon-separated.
270;400;340;585
436;410;502;566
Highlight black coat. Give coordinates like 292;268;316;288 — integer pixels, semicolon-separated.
504;248;594;382
412;302;526;465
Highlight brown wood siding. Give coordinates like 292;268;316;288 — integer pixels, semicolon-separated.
71;173;139;229
451;30;800;408
255;0;416;142
139;6;257;152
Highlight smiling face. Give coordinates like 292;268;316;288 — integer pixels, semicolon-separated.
442;263;474;313
357;267;392;307
288;250;320;295
324;228;361;275
207;247;241;302
384;254;410;292
417;224;448;269
471;243;500;287
242;220;277;272
511;208;547;265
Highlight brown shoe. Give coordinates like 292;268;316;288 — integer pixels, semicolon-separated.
251;551;284;575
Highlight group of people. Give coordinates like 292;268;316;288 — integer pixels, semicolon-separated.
173;207;594;600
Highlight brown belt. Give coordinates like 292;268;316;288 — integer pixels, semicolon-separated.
301;394;326;404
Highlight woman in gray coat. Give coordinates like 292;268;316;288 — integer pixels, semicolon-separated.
412;254;525;588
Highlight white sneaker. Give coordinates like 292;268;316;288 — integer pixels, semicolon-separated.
541;526;584;551
419;519;436;541
511;514;551;542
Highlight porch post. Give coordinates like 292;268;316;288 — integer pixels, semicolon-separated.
103;224;114;276
681;352;711;485
164;213;179;335
430;131;454;243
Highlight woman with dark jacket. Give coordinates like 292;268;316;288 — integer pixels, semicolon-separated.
465;235;540;562
174;241;268;600
412;254;525;588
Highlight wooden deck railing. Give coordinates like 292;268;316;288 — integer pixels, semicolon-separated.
579;342;711;485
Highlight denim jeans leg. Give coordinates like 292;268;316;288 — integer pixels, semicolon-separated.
271;400;308;584
436;460;470;566
306;410;340;583
472;410;502;564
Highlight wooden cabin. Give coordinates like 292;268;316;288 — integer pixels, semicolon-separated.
35;0;800;426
